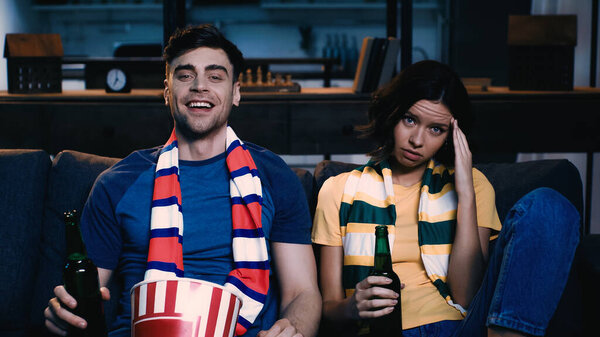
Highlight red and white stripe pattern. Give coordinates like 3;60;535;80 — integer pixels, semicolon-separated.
145;126;269;335
146;129;184;280
131;279;241;337
223;126;269;335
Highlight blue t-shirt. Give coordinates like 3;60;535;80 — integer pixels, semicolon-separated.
80;143;312;337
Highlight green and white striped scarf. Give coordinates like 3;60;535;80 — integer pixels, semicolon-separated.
339;159;466;315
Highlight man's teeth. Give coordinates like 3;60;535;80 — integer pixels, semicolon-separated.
189;102;213;108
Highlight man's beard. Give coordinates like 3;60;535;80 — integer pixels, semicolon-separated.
172;110;228;141
170;100;231;141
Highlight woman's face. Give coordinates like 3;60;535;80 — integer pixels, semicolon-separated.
392;99;453;170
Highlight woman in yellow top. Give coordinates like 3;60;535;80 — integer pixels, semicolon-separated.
312;60;579;337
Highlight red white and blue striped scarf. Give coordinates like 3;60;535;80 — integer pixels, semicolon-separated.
145;126;269;336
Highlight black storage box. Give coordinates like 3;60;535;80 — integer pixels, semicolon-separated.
508;15;577;91
4;34;63;93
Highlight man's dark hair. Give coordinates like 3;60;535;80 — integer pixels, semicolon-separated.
358;60;472;166
163;24;245;82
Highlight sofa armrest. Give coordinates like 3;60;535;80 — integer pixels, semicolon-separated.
29;150;120;331
0;149;52;334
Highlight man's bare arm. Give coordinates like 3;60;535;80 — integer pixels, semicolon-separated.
258;242;321;337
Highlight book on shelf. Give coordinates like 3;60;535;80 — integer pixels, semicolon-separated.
352;37;401;93
377;38;401;88
352;37;374;93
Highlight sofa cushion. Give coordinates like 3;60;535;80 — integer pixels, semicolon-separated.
24;151;313;333
291;167;316;217
314;160;359;192
313;159;585;336
474;159;583;229
28;150;120;331
0;149;51;335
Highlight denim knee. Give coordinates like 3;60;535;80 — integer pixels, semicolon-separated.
510;187;580;240
485;188;581;335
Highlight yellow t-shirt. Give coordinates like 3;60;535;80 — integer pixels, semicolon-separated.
312;168;502;329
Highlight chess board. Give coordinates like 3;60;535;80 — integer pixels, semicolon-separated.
240;82;301;93
239;67;301;93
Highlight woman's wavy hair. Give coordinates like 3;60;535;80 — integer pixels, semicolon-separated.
358;60;472;166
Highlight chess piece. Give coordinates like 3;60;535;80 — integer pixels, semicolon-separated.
266;72;273;86
256;67;263;86
238;72;244;86
285;74;293;86
275;73;283;86
245;68;254;86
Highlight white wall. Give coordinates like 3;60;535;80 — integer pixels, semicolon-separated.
0;0;39;91
528;0;600;233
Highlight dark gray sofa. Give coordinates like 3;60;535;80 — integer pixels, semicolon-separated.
0;149;120;337
0;148;314;337
0;149;598;337
313;159;598;337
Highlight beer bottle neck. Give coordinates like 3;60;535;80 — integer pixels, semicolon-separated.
65;212;87;260
373;226;393;273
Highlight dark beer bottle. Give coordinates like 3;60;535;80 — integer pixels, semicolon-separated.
369;225;403;336
63;210;107;337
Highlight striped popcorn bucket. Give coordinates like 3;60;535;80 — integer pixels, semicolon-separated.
130;278;242;337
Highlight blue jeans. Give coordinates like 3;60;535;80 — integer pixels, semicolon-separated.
403;188;580;337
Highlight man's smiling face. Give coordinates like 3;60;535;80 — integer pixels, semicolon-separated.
164;46;240;141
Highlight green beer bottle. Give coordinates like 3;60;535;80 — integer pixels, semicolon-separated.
63;210;107;337
369;225;403;337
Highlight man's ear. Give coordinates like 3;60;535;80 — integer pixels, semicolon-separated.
163;79;169;106
232;81;241;107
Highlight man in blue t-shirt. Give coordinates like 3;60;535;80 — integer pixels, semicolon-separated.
44;24;321;337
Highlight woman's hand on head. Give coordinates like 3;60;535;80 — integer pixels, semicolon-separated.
347;276;403;320
451;118;474;198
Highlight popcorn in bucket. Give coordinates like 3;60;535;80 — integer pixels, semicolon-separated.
131;278;242;337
